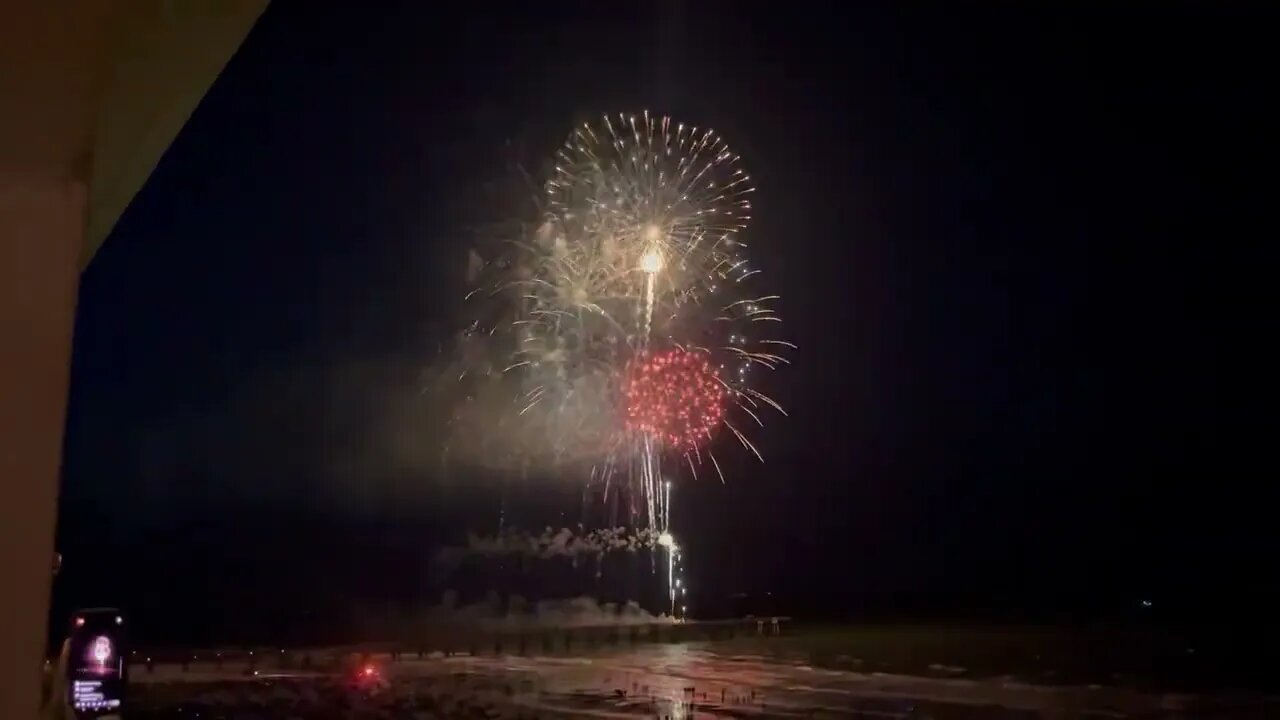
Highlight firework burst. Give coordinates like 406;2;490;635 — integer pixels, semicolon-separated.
623;348;726;450
441;112;792;565
545;111;754;303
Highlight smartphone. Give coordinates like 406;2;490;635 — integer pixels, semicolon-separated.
66;608;128;718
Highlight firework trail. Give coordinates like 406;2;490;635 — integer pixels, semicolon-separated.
436;112;792;614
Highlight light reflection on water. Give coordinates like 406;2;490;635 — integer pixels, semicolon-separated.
131;641;1274;719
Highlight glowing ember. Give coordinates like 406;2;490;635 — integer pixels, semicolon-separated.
624;348;726;449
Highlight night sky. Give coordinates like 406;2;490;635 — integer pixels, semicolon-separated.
54;2;1268;643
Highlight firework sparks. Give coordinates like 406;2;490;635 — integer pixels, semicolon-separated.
437;112;792;555
624;348;726;449
544;111;754;313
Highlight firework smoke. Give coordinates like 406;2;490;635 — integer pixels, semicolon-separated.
453;526;673;561
433;114;791;612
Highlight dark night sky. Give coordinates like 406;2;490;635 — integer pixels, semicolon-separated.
54;2;1270;640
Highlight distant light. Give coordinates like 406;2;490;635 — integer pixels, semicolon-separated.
363;665;376;677
115;616;123;625
1141;599;1153;608
74;617;85;627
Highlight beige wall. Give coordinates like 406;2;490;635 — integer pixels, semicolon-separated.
0;171;86;720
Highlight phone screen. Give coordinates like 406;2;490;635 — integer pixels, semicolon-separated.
66;611;127;717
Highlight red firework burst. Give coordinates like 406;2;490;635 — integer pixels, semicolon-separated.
623;348;727;448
